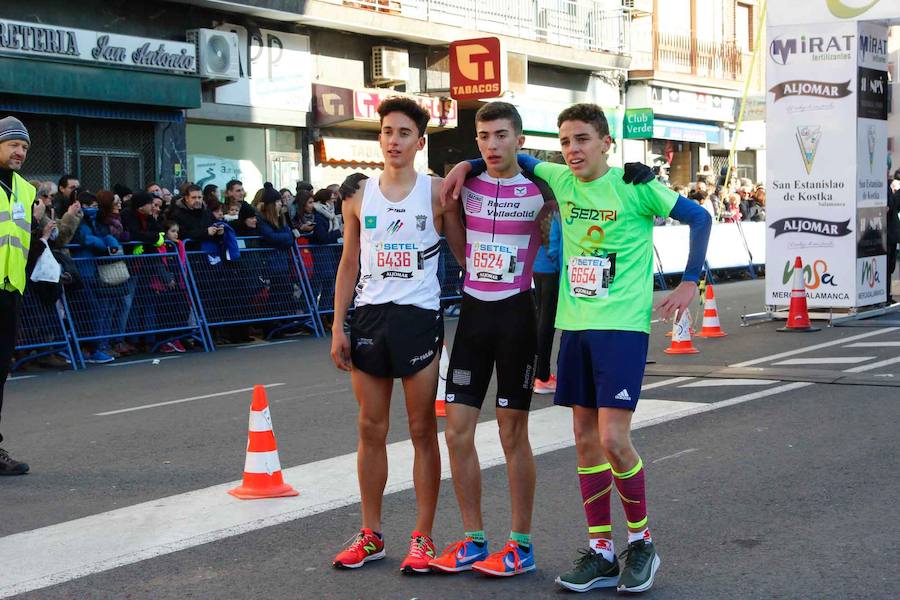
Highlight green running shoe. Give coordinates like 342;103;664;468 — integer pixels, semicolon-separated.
617;539;661;593
555;548;620;592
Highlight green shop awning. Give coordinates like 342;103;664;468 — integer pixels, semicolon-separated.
0;57;201;109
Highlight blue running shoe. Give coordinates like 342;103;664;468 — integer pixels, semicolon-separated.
472;540;536;577
429;537;489;573
86;350;115;364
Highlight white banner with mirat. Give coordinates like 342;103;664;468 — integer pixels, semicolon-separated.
765;21;858;308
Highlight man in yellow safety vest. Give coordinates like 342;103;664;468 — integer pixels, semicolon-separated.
0;116;34;475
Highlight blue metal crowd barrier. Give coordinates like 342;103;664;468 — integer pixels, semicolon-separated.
13;236;467;369
182;239;322;348
64;242;208;354
13;284;81;371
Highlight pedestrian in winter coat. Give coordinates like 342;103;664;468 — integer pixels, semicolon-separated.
170;184;217;248
311;188;342;245
122;192;165;254
257;183;294;249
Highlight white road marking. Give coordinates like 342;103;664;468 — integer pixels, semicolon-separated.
844;341;900;348
774;357;873;366
0;399;698;598
103;356;180;368
680;379;779;388
843;355;900;373
7;375;36;381
641;377;693;390
94;383;286;416
235;340;300;350
730;327;898;367
652;448;698;463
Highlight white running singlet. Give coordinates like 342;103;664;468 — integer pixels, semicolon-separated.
355;173;442;310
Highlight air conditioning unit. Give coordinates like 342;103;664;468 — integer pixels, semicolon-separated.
372;46;409;86
186;28;240;82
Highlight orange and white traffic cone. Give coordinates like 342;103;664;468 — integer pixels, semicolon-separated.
778;256;821;333
664;310;699;354
435;344;449;417
228;385;299;500
697;284;727;338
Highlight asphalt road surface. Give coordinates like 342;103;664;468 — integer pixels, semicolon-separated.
1;279;898;599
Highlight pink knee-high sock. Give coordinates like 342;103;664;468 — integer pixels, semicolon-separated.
613;458;648;530
578;464;612;535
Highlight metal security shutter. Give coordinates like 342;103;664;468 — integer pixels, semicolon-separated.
12;113;156;193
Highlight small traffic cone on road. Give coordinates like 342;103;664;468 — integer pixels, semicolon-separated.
228;385;299;500
435;344;449;417
778;256;821;333
664;310;699;355
697;284;727;338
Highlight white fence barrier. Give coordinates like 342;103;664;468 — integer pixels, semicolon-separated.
652;221;765;277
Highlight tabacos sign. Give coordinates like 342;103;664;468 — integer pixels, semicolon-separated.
450;37;502;100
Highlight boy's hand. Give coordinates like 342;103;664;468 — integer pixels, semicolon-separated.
654;280;697;321
330;326;352;371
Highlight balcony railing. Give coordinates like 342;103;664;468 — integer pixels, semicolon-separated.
331;0;631;55
631;30;743;81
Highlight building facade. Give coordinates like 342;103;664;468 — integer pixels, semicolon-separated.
624;0;766;187
2;0;633;196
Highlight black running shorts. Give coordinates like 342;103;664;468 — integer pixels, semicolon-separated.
350;302;443;378
446;291;537;411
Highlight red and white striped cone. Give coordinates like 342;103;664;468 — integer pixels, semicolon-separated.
697;284;727;338
778;256;821;333
664;310;699;355
228;385;299;500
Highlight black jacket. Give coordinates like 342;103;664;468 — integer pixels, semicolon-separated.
121;208;164;252
170;201;214;246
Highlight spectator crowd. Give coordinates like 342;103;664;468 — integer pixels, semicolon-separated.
652;164;766;226
21;175;350;367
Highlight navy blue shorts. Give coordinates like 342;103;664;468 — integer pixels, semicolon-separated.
554;330;649;411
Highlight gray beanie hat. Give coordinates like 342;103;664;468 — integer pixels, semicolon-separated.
0;116;30;144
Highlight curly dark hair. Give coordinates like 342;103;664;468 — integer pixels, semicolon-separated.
377;97;430;137
557;103;610;137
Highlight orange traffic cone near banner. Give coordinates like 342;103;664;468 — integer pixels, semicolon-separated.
778;256;821;333
664;310;699;355
697;284;727;338
435;344;449;417
228;385;299;500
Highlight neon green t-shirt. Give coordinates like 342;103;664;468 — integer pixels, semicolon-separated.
534;163;677;333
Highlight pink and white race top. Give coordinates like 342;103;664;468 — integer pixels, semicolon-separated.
461;172;553;302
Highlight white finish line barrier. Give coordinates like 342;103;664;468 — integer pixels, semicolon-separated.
653;221;765;277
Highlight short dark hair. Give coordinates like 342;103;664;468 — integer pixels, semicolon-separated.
184;184;202;195
225;179;242;192
58;174;76;189
377;97;430;137
145;182;160;191
557;103;610;138
475;102;523;135
161;220;179;231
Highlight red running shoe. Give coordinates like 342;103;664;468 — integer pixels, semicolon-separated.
400;531;436;574
332;528;385;569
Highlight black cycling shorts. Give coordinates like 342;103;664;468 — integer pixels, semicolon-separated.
350;302;443;379
446;291;537;411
